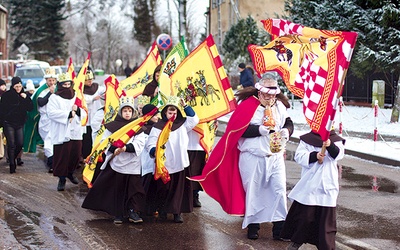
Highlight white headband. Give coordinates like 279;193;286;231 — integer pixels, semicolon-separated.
255;82;281;95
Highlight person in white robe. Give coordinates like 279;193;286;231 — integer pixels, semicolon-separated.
82;70;105;159
146;96;199;223
47;73;84;191
82;97;147;224
37;70;57;172
236;72;294;240
281;129;345;250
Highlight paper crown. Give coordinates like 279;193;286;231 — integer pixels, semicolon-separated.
165;95;181;108
58;73;72;83
119;96;138;117
119;96;135;109
137;95;150;105
162;95;184;115
85;71;94;80
44;68;57;79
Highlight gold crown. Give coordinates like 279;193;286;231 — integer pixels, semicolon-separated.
137;95;150;105
58;73;72;83
45;68;57;79
85;71;94;80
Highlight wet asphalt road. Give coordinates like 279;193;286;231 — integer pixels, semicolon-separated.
1;140;399;250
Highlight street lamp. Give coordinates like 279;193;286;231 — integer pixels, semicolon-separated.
115;59;122;75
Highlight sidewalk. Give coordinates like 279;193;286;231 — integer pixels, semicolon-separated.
216;104;400;167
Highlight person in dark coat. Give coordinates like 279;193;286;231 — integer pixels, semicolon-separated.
0;77;33;173
238;63;255;88
124;64;133;78
142;64;161;100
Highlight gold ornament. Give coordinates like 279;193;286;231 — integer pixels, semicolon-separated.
58;73;72;83
137;95;150;105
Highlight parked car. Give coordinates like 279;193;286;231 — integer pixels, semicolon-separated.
14;65;46;88
50;66;63;77
60;65;68;73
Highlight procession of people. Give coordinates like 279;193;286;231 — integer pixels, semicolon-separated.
0;55;346;250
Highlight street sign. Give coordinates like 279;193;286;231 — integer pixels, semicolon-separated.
156;34;172;51
18;43;29;54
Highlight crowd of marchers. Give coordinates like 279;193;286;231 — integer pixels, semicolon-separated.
0;63;345;250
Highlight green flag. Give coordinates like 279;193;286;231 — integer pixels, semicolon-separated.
154;36;189;107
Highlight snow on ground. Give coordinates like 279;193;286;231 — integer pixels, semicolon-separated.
218;100;400;163
287;100;400;163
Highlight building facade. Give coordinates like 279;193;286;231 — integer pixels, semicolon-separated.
0;4;7;60
207;0;286;51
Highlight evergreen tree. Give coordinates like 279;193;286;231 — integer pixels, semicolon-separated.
133;0;152;47
282;0;400;80
222;15;259;66
8;0;67;61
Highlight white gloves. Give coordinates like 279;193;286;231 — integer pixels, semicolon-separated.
280;128;290;141
259;125;270;136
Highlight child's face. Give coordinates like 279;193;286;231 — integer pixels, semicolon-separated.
121;107;133;120
150;115;159;123
0;84;5;91
165;107;177;120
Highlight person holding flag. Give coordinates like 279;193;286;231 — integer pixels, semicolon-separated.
82;97;147;224
82;69;105;160
142;64;161;100
47;73;84;191
146;96;199;223
37;68;58;173
190;72;293;239
281;128;345;250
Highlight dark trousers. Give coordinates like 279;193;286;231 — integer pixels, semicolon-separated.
3;122;23;167
82;126;93;159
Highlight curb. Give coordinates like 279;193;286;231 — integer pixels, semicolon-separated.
216;120;400;167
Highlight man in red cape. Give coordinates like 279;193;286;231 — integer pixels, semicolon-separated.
189;96;260;215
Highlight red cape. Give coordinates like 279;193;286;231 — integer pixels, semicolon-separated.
189;96;259;215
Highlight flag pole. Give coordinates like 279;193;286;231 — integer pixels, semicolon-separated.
318;68;348;163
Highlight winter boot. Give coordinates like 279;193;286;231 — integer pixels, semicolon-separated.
57;177;66;191
272;220;288;241
128;209;143;223
67;173;79;184
247;223;260;239
193;191;202;207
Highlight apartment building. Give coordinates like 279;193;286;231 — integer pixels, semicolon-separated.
207;0;286;50
0;4;7;60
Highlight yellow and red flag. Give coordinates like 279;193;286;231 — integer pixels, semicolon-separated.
248;19;357;140
169;34;236;123
72;54;90;126
168;34;236;154
67;57;76;81
121;41;162;97
193;120;218;157
82;107;158;188
158;37;189;101
91;75;126;152
86;75;126;184
154;115;174;184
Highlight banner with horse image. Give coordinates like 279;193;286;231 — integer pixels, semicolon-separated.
82;74;126;187
120;41;162;97
158;37;190;99
169;34;236;123
248;19;357;141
